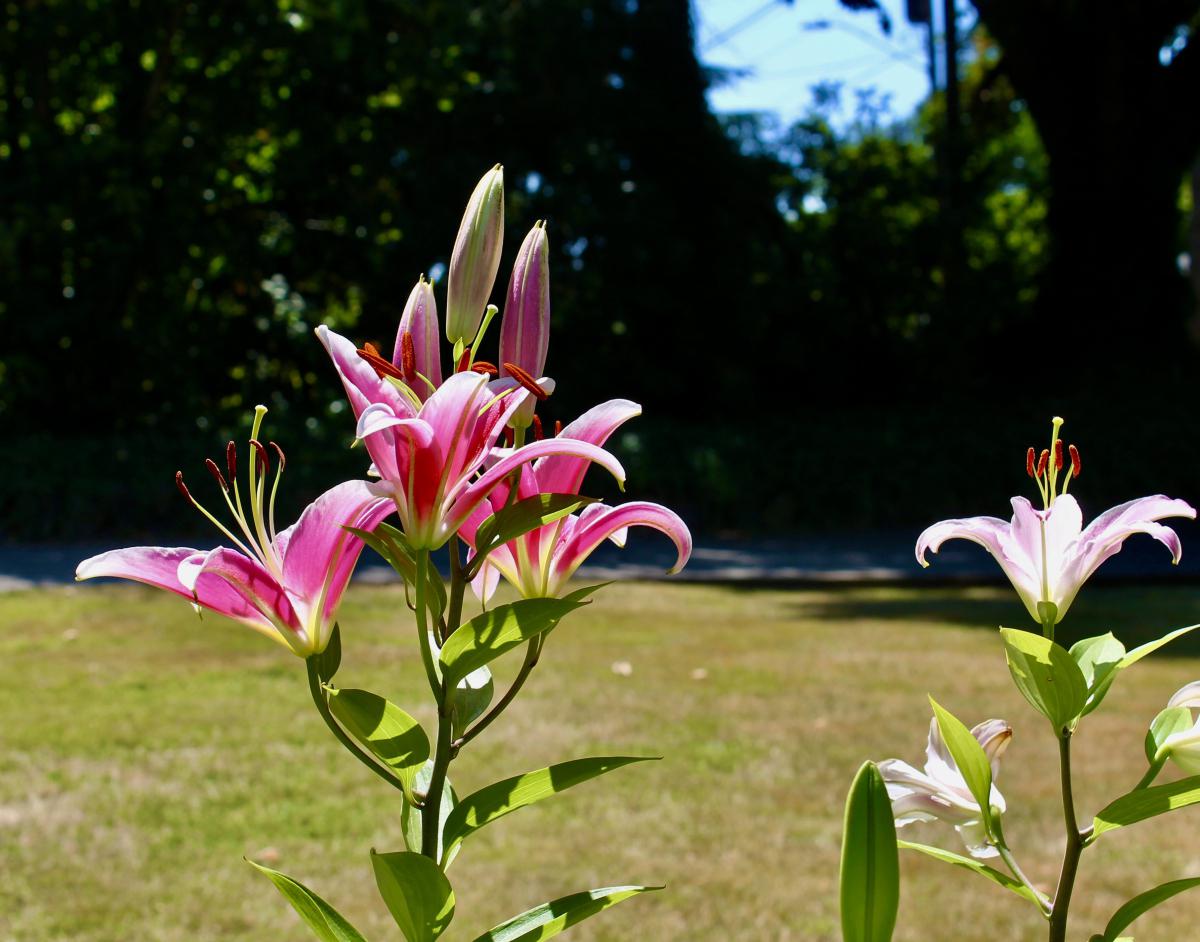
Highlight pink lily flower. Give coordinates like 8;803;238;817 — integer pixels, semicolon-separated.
916;420;1195;626
499;222;550;430
878;717;1012;859
76;409;393;656
317;325;625;550
459;399;692;600
393;275;444;399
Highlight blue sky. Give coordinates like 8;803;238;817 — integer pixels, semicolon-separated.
693;0;943;123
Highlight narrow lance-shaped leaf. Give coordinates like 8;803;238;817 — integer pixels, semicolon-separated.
1092;876;1200;941
439;585;601;688
473;494;598;553
442;756;656;864
472;886;662;942
1119;622;1200;669
346;524;448;618
314;623;343;682
840;761;899;942
898;841;1043;907
370;850;455;942
452;666;495;740
247;859;369;942
929;696;995;837
999;627;1088;729
1092;775;1200;839
402;767;458;864
327;688;431;805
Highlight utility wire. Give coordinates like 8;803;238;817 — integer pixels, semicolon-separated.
700;0;793;54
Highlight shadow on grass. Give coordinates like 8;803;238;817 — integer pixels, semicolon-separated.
746;583;1200;658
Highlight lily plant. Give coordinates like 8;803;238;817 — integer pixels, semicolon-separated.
840;418;1200;942
77;165;690;942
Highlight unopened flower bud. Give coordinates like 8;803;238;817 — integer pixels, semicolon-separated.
446;164;505;344
500;222;551;428
394;276;442;395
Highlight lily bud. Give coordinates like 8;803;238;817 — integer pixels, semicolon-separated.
500;223;551;429
446;164;505;344
394;276;443;396
1162;681;1200;773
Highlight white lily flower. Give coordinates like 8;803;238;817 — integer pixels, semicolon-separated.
878;717;1012;859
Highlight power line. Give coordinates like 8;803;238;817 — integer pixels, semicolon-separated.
700;0;793;54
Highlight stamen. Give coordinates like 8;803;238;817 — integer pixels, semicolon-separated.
176;471;194;503
470;360;499;376
1036;449;1049;477
226;441;237;480
250;438;270;476
503;362;549;401
532;415;544;441
267;442;286;542
399;331;416;381
1054;439;1064;471
554;420;562;437
504;427;515;447
205;458;228;491
457;347;472;373
1025;447;1035;478
270;441;286;470
1069;444;1081;477
357;346;405;381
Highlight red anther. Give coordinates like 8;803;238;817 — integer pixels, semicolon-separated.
470;360;499;376
1026;447;1036;477
175;471;193;503
356;345;405;381
205;458;229;490
1069;444;1081;477
226;441;237;480
457;347;472;373
250;438;270;475
1036;449;1049;477
502;362;549;401
1054;439;1064;471
503;427;515;447
363;341;383;358
270;441;286;471
399;331;416;381
554;420;562;437
532;415;545;441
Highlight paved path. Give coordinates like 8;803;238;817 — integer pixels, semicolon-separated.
7;526;1200;591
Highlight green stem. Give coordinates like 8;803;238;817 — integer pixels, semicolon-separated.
446;537;467;640
414;549;440;699
1048;733;1085;942
992;819;1051;916
452;636;542;757
422;692;453;861
305;658;404;793
1134;760;1164;791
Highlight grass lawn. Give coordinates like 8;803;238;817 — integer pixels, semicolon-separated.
4;580;1200;940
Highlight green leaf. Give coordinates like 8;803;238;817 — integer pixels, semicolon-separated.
347;524;447;618
370;851;454;942
473;494;598;552
1145;707;1192;763
1092;775;1200;839
929;697;995;836
314;624;343;682
840;762;899;942
1000;627;1088;729
442;756;655;863
247;859;369;942
1119;623;1200;669
439;586;600;689
471;885;661;942
898;841;1042;907
402;766;457;864
451;666;494;740
1070;632;1126;717
327;688;431;805
1095;876;1200;940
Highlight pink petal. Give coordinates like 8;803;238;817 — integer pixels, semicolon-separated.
499;223;551;378
75;546;276;634
394;278;443;392
442;438;626;544
535;399;641;496
316;324;415;420
550;501;692;587
177;547;301;638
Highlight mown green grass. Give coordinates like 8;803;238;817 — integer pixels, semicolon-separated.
4;581;1200;940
